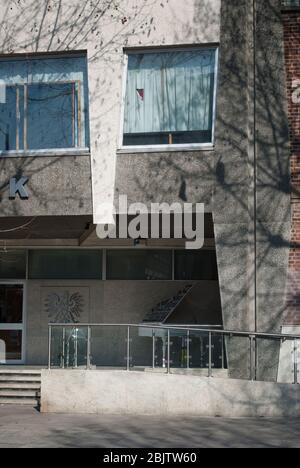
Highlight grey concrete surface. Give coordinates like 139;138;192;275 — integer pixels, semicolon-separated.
41;371;300;417
0;155;92;217
0;406;299;448
213;0;291;381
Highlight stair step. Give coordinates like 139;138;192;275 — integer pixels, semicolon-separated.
0;375;41;382
0;369;42;374
0;389;40;397
0;398;39;406
0;382;41;389
0;369;42;406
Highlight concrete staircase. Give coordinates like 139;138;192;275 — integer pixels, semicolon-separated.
143;284;194;324
0;369;41;407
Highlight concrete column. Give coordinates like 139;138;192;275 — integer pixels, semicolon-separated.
213;0;291;380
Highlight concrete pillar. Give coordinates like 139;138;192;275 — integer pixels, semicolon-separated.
214;0;291;380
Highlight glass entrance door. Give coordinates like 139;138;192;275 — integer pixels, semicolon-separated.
0;284;25;364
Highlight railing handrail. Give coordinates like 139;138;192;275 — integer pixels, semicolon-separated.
48;323;300;340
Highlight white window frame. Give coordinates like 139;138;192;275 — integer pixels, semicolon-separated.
118;46;219;154
0;52;90;157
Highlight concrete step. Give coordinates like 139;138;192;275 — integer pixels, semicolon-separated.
0;369;41;406
0;382;41;389
0;398;39;406
0;369;42;374
0;374;41;382
0;389;40;397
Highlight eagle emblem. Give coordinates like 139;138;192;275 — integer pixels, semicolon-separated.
45;291;84;323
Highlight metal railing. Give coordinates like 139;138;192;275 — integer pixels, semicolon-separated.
48;323;300;384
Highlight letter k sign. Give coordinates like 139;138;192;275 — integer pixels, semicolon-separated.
9;177;29;199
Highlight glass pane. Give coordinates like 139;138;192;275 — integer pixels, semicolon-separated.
106;250;172;280
150;328;168;369
28;250;102;280
90;326;127;368
28;55;89;149
189;330;209;369
0;285;23;324
50;326;64;368
123;49;216;146
0;251;26;279
175;250;218;280
131;326;154;369
50;326;88;368
256;337;281;383
169;329;189;369
0;330;22;361
0;86;17;151
27;83;76;149
64;327;88;368
211;332;226;370
225;335;251;380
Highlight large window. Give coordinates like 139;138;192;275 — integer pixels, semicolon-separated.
106;250;173;280
122;48;217;148
28;250;102;280
174;250;218;280
0;251;26;279
0;54;89;152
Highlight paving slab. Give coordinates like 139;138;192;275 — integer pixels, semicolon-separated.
0;406;299;448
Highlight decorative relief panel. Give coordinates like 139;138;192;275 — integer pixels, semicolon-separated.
41;287;90;324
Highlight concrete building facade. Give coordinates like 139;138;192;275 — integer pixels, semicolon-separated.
0;0;297;382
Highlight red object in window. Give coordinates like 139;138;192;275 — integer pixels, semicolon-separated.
136;89;144;101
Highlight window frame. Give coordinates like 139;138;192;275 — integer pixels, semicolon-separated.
119;45;219;153
0;53;90;157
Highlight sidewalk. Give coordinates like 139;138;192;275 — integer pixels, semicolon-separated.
0;406;299;448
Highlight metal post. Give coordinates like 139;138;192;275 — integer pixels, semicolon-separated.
48;325;52;370
152;330;155;370
74;328;78;369
208;332;212;377
126;326;130;371
87;326;91;370
255;337;258;381
221;334;225;370
250;335;255;381
167;329;170;374
62;327;66;369
187;330;190;369
293;339;298;385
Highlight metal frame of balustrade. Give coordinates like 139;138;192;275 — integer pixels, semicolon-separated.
48;323;300;384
